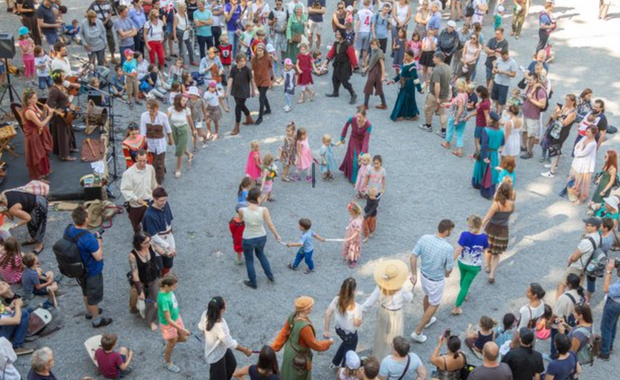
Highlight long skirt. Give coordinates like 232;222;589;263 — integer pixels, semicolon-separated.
373;306;404;361
567;169;592;203
485;222;509;255
28;196;48;243
50;119;76;158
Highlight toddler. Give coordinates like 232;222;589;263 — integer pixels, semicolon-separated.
354;153;372;197
259;154;277;202
296;43;317;103
203;81;229;141
34;46;52;90
293;128;312;182
17;27;35;82
337;350;362;380
219;34;233;74
319;134;338;180
237;177;253;209
94;333;134;379
286;218;325;274
342;202;363;268
64;19;82;44
245;140;262;182
145;64;170;101
110;65;126;98
279;122;297;182
466;316;497;352
466;83;478;111
229;213;245;265
344;22;355;46
496;156;516;185
21;253;59;309
535;304;553;340
282;58;296;112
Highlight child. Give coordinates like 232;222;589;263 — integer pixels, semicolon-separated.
286;218;325;274
64;19;82;45
245;140;262;182
111;65;126;98
282;58;296;112
21;253;58;309
496;156;516;185
363;187;379;243
237;177;253;209
494;313;517;349
465;316;497;353
122;49;141;109
535;304;553;340
158;274;189;373
361;356;380;380
294;128;312;182
186;86;209;149
229;214;245;265
363;155;386;197
34;46;52;90
279;122;297;182
180;71;194;93
259;154;277;202
203;81;229;141
466;83;478;111
406;32;422;66
319;134;338;180
94;333;134;379
312;50;328;76
494;5;505;30
219;34;233;74
345;5;354;24
145;64;170;101
296;43;316;103
168;82;181;105
169;57;184;83
342;202;363;268
419;27;437;85
251;29;266;54
354;153;372;198
17;27;35;82
199;47;224;84
337;350;362;380
344;22;355;46
240;23;254;58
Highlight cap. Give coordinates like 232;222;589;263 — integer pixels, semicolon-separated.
583;217;602;228
447;20;457;28
519;327;535;345
346;5;353;12
187;86;200;97
123;48;135;57
345;350;361;370
208;81;217;88
18;26;29;36
489;111;501;121
266;43;275;53
284;58;293;66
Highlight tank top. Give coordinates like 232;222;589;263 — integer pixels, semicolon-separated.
131;248;162;285
396;3;409;23
242;206;266;239
490;205;514;227
249;365;280;380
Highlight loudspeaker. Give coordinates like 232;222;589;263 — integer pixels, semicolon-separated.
0;34;16;60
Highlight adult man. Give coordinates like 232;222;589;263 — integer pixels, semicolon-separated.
355;0;374;72
0;297;31;355
372;3;391;53
120;150;157;232
427;1;442;31
520;73;547;159
484;28;508;90
307;0;325;50
142;187;176;276
378;336;428;380
419;52;451;137
81;10;108;66
556;217;602;296
88;0;118;64
139;99;173;185
209;0;224;49
269;0;288;81
589;99;609;148
194;0;214;59
114;5;138;65
69;206;112;328
325;30;358;105
36;0;61;46
491;49;517;114
50;42;82;92
410;219;455;343
468;342;512;380
501;328;545;380
599;257;620;360
436;20;459;65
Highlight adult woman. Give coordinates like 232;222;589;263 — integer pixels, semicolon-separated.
194;0;214;60
233;345;280;380
517;283;546;329
391;0;411;45
144;9;165;69
472;112;505;199
324;277;362;367
429;335;466;380
545;334;581;380
590;150;618;206
557;304;594;357
459;32;481;83
46;70;77;161
332;2;346;38
362;260;413;360
361;39;387;111
501;105;522;159
238;187;281;289
128;231;162;331
442;79;468;157
129;0;147;53
340;111;372;183
0;238;24;285
173;3;196;65
537;1;556;53
550;273;584;357
226;53;254;135
16;0;41;46
251;43;272;126
511;0;526;39
390;51;423;122
285;4;306;64
414;0;431;39
198;296;252;379
167;94;194;178
576;89;593;123
471;0;488;25
21;89;53;180
122;122;149;168
81;10;108;67
272;296;333;380
481;181;515;283
565;126;598;204
0;182;49;255
540;94;577;178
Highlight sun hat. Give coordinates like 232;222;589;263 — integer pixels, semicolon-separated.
266;43;275;53
447;20;456;28
187;86;200;97
604;196;620;210
18;27;29;36
345;351;361;370
294;296;315;312
373;260;408;291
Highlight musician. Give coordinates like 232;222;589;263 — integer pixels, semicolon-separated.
50;42;81;92
46;69;78;161
139;99;173;185
21;89;53;180
80;10;108;66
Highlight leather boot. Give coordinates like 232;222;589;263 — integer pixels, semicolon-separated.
349;92;358;105
231;123;240;135
243;114;255;125
325;92;339;97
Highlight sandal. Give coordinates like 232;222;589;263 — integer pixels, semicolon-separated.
164;363;181;373
32;247;45;255
441;142;451;149
452;151;463;157
22;239;37;246
61;157;77;161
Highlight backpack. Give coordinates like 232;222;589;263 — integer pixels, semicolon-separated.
574;327;601;366
585;237;609;278
53;225;88;279
564;293;584;327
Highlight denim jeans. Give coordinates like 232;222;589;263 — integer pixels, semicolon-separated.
332;328;358;366
586;275;596;294
38;76;52;90
292;249;314;271
0;308;30;348
229;30;240;58
196;35;213;60
601;298;620;355
242;236;273;287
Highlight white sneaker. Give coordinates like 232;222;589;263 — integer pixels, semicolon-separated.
410;332;427;343
424;316;437;329
284;105;291;112
541;171;555;178
544;163;552;168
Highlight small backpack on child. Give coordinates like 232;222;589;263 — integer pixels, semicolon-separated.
573;327;601;366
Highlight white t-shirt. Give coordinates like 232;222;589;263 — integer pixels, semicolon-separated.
211;2;222;27
518;301;545;329
144;20;164;42
251;2;271;18
167;106;191;126
203;90;221;107
175;13;190;40
570;232;601;270
287;0;306;14
35;55;51;77
357;8;374;33
327;296;362;333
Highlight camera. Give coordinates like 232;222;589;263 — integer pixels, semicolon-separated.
615;258;620;269
444;328;451;339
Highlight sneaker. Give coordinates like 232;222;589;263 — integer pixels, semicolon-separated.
85;308;103;320
410;332;427;343
304;268;314;274
305;176;313;183
329;363;338;370
243;280;257;289
164;363;181;373
288;263;297;271
419;124;432;132
544;163;552;168
598;353;610;361
436;130;446;138
284;105;292;112
14;347;34;356
92;317;113;328
541;171;555;178
424;316;437;329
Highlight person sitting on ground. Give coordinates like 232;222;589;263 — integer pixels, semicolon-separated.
21;253;58;309
467;342;512;380
465;316;496;353
0;238;24;285
378;336;427;380
94;333;134;379
0;296;31;355
430;334;466;379
28;346;57;380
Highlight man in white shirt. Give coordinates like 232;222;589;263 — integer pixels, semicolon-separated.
139;99;173;185
355;0;374;71
120;149;158;232
287;0;306;14
50;42;81;92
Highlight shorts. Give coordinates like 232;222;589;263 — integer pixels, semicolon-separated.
80;273;104;306
194;121;204;129
562;266;584;285
308;19;323;36
355;32;371;51
491;83;509;105
485;66;494;83
263;180;273;193
474;126;485;139
34;287;49;296
420;274;445;306
161;315;184;340
523;117;541;139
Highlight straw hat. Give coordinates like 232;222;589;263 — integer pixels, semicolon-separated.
373;260;408;291
294;296;315;312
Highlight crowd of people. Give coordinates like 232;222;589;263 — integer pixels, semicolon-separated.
0;0;619;379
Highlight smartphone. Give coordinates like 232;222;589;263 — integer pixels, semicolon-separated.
444;328;451;339
556;103;562;108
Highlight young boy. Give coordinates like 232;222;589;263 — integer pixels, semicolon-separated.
494;5;505;30
286;218;325;274
34;46;52;90
94;333;134;379
219;34;233;74
312;50;328;76
64;19;82;45
122;50;141;109
362;356;380;380
21;253;59;309
251;29;266;55
110;65;126;98
239;23;254;58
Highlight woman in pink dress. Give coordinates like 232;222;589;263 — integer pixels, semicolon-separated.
245;140;263;182
293;127;313;182
342;202;363;268
296;44;316;103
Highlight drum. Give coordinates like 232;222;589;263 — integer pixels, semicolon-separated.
85;100;108;134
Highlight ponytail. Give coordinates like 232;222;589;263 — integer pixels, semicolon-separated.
206;296;225;331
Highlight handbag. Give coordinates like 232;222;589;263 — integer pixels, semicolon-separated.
291;33;302;43
459;351;474;380
517;77;527;90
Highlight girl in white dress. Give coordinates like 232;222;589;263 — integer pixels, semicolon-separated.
501;105;522;158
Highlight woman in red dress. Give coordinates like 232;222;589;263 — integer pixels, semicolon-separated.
21;89;53;180
122;122;149;168
340;110;372;183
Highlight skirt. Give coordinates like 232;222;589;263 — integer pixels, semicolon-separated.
485;222;509;255
171;124;190;157
373;306;404;361
207;105;222;122
419;51;436;67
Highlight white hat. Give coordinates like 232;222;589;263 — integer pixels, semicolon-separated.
186;86;200;97
345;5;353;12
345;351;361;370
497;5;505;12
604;196;620;210
266;43;275;53
447;20;457;28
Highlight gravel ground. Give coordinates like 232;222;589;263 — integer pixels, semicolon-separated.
1;0;620;379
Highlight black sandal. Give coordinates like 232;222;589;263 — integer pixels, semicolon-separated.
32;247;44;255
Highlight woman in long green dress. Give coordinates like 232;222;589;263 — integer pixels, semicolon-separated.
472;112;505;199
590;150;617;206
285;4;307;64
390;51;423;121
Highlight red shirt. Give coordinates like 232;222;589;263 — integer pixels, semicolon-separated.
229;218;245;253
95;349;123;379
219;44;233;66
476;99;490;127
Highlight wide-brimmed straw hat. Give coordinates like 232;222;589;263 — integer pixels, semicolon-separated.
373;260;408;291
294;296;315;312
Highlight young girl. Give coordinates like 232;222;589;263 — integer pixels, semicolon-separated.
0;238;24;285
500;104;522;158
158;274;190;374
259;154;277;202
180;71;194;93
279;122;297;182
362;187;379;243
169;57;184;83
237;177;252;209
354;154;372;198
406;32;423;66
229;212;244;266
392;28;407;73
465;316;496;353
494;313;517;349
319;134;338;180
203;81;229;141
419;27;437;85
18;27;35;82
294;128;312;182
168;82;181;105
465;85;490;157
245;140;262;182
342;202;363;268
296;43;316;103
282;58;296;112
496;156;516;185
535;304;553;340
337;350;362;380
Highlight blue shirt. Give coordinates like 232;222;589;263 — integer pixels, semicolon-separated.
224;3;241;31
527;60;549;75
457;231;489;267
299;230;315;253
379;353;424;380
122;59;137;75
22;268;40;296
128;7;147;29
194;9;213;37
412;234;454;281
374;13;389;39
609;279;620;302
111;74;125;91
67;226;102;276
307;0;326;22
427;11;442;31
143;202;174;236
546;352;578;380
